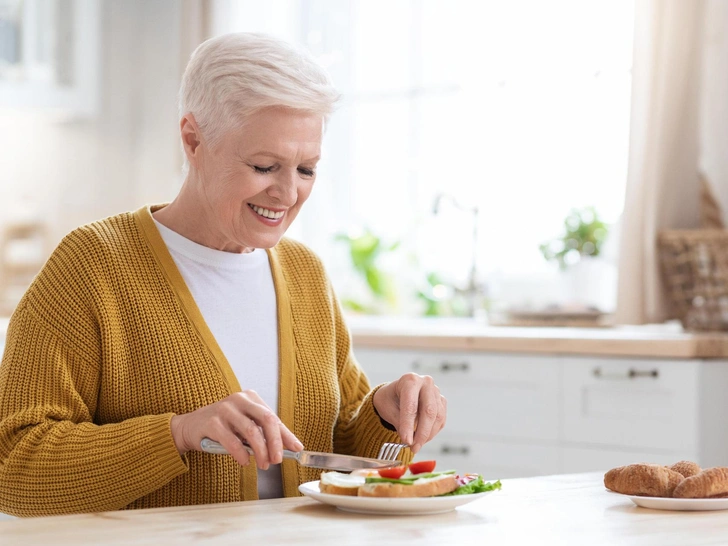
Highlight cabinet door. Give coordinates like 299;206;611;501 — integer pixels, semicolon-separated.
355;348;560;442
411;352;560;441
561;446;697;474
418;434;561;479
354;348;416;387
562;358;699;452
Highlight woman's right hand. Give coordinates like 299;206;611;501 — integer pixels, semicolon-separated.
169;390;303;469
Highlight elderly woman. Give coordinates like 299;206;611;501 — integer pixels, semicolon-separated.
0;33;447;517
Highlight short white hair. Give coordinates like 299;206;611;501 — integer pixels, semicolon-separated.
179;32;340;157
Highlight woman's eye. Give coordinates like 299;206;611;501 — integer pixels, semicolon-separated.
254;165;274;174
298;167;315;177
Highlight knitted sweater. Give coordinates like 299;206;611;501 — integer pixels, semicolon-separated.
0;205;404;517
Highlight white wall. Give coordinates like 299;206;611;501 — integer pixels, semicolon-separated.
0;0;187;248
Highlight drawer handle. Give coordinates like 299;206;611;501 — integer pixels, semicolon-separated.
410;360;470;373
440;361;470;372
441;445;470;456
593;367;659;380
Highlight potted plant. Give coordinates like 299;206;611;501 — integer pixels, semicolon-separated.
539;207;608;269
539;207;611;311
335;229;473;317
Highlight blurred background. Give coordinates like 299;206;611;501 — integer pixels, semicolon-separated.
0;0;726;327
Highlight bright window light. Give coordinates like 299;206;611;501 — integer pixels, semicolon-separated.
220;0;635;315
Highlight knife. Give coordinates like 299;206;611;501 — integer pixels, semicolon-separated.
199;438;401;471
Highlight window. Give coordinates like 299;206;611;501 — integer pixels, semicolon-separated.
216;0;635;315
0;0;100;116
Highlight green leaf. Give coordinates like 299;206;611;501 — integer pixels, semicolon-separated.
365;268;386;297
340;298;369;313
441;476;502;496
540;206;610;269
349;233;380;269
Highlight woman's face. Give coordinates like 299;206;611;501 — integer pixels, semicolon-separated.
190;107;323;253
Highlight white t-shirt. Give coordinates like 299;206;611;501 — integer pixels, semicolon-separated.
154;219;283;499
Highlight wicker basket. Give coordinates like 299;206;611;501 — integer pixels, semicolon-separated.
658;230;728;331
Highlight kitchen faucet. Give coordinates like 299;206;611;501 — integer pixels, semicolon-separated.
431;193;484;318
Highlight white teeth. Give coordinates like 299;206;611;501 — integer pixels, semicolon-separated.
251;205;284;219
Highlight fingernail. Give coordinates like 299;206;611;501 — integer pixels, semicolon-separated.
294;440;304;450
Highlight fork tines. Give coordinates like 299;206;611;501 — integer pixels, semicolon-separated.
376;442;408;462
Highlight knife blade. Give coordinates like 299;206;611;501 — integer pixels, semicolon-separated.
199;438;401;471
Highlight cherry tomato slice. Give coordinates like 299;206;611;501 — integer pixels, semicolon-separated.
408;460;436;474
378;465;407;479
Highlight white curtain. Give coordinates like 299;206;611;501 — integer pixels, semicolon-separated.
615;0;707;325
700;0;728;226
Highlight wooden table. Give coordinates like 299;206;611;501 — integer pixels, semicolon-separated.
2;472;727;545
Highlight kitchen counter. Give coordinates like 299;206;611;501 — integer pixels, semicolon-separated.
349;316;728;358
4;315;728;359
1;472;725;545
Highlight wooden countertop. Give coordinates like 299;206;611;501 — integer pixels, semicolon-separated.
4;315;728;359
349;316;728;359
2;472;727;545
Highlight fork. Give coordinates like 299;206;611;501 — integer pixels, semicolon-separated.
376;442;409;462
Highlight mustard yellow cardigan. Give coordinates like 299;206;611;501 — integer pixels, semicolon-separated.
0;205;404;517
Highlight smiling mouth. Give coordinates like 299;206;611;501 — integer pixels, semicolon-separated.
249;204;285;220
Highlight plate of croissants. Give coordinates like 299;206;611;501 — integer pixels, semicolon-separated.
604;461;728;511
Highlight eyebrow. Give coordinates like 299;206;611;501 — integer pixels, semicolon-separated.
251;152;321;163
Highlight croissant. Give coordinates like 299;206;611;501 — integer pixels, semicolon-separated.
604;464;684;497
673;467;728;498
669;460;701;479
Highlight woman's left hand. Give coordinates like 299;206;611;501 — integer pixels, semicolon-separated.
372;373;447;455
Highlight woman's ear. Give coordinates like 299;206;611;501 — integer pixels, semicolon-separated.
180;114;203;168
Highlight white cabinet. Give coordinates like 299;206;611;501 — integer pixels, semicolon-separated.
356;348;562;478
419;435;561;479
560;358;728;470
411;352;560;442
562;358;700;453
561;446;680;474
354;347;728;477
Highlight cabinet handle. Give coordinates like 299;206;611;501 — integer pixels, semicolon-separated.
411;360;470;373
441;445;470;456
440;361;470;373
593;367;659;380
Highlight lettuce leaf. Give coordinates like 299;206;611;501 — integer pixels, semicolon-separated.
441;475;502;496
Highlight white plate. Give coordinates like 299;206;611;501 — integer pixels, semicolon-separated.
609;491;728;511
298;480;498;516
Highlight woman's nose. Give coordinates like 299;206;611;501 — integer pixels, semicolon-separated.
267;170;299;205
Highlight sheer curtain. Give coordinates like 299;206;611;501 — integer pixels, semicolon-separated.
615;0;706;325
700;0;728;228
